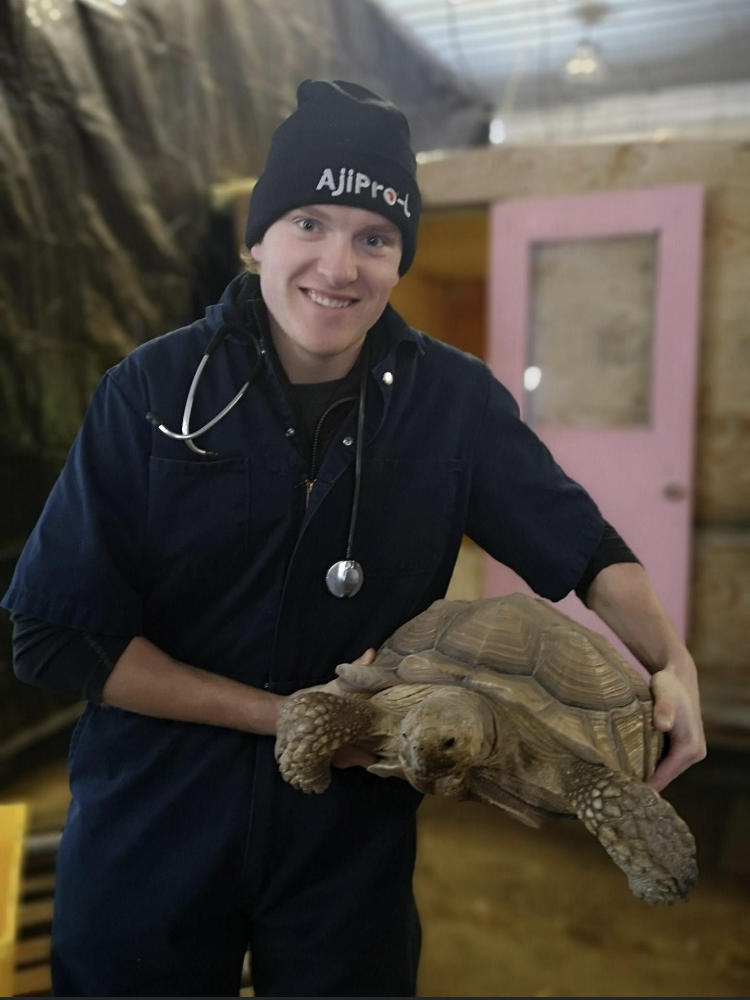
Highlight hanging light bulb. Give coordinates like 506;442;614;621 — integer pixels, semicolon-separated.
564;38;606;83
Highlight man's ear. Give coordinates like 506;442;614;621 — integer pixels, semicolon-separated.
239;245;261;273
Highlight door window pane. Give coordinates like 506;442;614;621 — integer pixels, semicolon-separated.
526;234;656;427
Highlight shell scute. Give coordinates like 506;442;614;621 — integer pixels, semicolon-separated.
386;599;464;656
532;629;634;711
436;599;540;676
378;594;662;780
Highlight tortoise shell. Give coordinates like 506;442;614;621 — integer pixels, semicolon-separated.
346;593;662;782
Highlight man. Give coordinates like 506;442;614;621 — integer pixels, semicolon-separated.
3;80;704;997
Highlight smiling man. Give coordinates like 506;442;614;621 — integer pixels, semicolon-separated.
3;80;704;997
251;203;402;381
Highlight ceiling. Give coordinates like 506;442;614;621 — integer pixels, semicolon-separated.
370;0;750;123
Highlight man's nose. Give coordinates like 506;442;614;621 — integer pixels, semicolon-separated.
317;236;357;285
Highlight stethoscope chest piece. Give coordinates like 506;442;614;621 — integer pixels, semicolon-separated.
326;559;364;598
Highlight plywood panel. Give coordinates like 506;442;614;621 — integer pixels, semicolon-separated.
690;528;750;679
695;415;750;521
390;210;488;359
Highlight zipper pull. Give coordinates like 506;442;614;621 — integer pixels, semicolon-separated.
303;477;315;509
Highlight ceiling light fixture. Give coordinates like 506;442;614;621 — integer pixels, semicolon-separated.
564;2;610;85
564;38;605;80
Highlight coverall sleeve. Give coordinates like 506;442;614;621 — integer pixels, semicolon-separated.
574;521;641;601
2;369;150;635
466;369;606;601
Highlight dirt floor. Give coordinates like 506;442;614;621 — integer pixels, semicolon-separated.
414;784;750;998
3;748;749;998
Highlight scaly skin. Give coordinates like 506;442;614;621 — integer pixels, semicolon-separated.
275;692;375;794
563;761;698;904
275;688;698;905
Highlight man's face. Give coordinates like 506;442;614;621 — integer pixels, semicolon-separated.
251;204;402;383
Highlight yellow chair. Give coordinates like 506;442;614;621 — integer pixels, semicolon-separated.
0;803;28;997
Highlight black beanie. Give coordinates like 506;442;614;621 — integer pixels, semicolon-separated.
245;80;421;275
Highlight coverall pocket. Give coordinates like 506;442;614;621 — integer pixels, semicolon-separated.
146;456;249;584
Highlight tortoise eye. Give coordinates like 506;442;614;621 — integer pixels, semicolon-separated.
442;737;456;749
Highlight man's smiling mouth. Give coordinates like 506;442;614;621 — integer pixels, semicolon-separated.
304;288;357;309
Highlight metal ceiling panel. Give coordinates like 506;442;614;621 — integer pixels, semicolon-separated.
371;0;750;113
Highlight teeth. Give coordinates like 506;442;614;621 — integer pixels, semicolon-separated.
306;289;354;309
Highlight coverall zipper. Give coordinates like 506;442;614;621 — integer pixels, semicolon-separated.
303;395;357;508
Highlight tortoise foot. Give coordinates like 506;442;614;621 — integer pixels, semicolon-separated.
275;691;373;795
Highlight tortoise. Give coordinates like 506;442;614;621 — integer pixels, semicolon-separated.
275;593;698;905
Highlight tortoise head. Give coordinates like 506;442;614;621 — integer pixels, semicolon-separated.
398;688;495;784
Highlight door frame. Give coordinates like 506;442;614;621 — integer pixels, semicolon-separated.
484;184;704;662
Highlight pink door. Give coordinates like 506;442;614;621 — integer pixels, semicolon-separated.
484;185;704;669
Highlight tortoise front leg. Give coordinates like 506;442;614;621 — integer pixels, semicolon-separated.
275;691;376;794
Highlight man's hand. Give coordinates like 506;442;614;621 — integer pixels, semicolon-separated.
585;562;707;790
648;658;706;791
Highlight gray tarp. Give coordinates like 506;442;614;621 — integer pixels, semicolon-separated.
0;0;487;758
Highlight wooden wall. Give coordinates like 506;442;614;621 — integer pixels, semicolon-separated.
390;210;488;360
392;141;750;744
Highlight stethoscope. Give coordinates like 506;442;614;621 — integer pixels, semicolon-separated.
145;324;367;598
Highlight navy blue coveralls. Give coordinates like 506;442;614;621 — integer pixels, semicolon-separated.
3;272;604;996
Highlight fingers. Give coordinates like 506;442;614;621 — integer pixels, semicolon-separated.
332;745;378;769
647;724;707;791
311;677;346;696
648;717;706;790
653;700;676;733
647;669;707;791
650;670;677;732
354;647;376;665
303;649;377;696
648;740;705;791
648;753;683;792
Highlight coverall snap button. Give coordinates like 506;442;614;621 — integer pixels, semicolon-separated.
285;427;295;438
342;436;353;446
382;371;394;386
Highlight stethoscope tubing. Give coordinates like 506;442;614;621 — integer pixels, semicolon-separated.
180;354;249;455
344;348;368;561
146;327;259;455
146;322;369;595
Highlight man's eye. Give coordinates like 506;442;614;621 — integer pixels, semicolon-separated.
295;218;317;232
365;234;384;247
